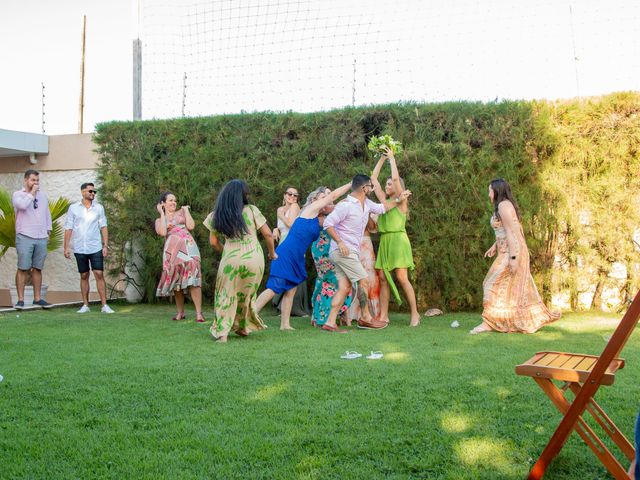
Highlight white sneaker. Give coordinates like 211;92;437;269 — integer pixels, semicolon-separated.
101;305;115;314
77;305;91;313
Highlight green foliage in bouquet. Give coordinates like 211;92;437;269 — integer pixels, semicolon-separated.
367;134;403;155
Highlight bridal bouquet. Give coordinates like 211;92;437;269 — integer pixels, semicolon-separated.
367;134;403;155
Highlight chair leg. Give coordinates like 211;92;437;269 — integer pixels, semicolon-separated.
568;383;635;461
530;379;630;480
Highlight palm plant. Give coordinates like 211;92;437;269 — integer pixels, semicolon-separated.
0;188;71;260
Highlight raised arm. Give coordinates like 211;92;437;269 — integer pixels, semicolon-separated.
300;182;351;219
12;190;35;211
182;205;195;230
370;176;394;211
155;203;167;237
386;148;404;202
371;154;386;183
277;203;300;227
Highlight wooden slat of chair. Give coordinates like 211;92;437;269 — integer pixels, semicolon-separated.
515;352;622;386
524;290;640;479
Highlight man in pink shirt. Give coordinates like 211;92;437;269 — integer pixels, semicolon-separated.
12;170;52;309
322;174;387;331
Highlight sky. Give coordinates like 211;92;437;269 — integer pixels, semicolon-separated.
1;0;639;135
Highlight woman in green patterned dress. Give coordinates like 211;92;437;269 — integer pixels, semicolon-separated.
371;147;420;327
204;180;277;343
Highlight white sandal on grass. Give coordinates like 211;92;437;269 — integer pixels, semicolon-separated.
340;351;362;360
366;351;384;360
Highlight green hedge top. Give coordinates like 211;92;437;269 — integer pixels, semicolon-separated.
94;92;640;310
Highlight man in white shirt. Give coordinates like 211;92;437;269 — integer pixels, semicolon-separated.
63;182;114;314
322;174;387;332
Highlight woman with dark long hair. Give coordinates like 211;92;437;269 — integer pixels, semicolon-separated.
470;178;560;334
155;191;204;322
204;179;277;343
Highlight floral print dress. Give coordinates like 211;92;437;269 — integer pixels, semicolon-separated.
204;205;268;338
310;229;353;325
156;210;202;296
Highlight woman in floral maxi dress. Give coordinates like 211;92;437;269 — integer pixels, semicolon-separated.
308;187;354;326
204;180;277;343
155;192;204;322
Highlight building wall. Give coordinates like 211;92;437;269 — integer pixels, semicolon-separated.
0;133;115;306
0;133;98;173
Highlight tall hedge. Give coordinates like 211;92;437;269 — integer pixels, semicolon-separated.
94;92;640;311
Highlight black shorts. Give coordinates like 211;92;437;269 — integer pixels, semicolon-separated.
74;250;104;274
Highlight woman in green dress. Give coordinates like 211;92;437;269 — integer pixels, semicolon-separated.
204;179;277;343
371;147;420;326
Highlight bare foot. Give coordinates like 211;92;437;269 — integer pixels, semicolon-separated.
378;316;390;325
360;314;373;324
409;315;421;327
216;336;228;343
280;326;295;331
469;323;493;335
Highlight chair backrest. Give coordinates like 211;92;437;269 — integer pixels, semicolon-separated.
539;290;640;456
595;290;640;373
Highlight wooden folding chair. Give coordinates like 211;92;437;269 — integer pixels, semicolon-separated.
515;290;640;479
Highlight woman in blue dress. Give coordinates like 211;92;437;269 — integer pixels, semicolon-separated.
254;182;351;330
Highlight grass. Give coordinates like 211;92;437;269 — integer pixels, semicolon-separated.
0;304;638;479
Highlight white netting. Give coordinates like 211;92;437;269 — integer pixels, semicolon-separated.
139;0;640;119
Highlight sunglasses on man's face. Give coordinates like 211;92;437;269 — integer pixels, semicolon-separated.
88;190;97;194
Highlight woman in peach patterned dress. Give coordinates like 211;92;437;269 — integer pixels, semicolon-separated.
470;179;560;334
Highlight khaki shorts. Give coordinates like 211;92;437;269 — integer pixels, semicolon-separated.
329;249;367;283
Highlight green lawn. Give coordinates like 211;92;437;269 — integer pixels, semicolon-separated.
0;304;637;479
